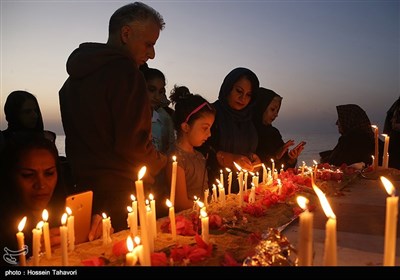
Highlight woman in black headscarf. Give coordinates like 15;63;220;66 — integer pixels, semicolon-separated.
383;96;400;169
253;87;305;170
320;104;375;166
199;67;262;193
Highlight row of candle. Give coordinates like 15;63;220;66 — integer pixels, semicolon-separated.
16;207;76;266
297;175;398;266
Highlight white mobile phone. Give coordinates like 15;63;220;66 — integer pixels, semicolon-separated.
65;190;93;244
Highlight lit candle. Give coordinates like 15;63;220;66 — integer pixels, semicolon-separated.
133;236;144;266
226;167;232;194
371;125;379;170
249;183;256;203
313;185;336;266
66;206;75;251
262;163;267;184
270;159;275;178
220;169;224;188
135;166;151;266
149;194;157;239
16;216;27;266
297;196;313;266
41;209;52;259
313;160;318;181
130;194;138;237
218;182;226;206
170;155;178;205
380;176;398;266
280;164;284;174
371;155;375;170
60;213;68;266
382;134;390;169
243;170;248;190
145;202;154;253
301;161;306;177
127;206;135;236
212;184;218;203
200;209;209;244
102;213;112;246
32;221;44;266
125;235;138;266
277;179;282;195
166;199;176;240
234;162;243;207
204;189;209;208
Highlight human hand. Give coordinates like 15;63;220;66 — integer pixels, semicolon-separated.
288;141;306;159
88;214;115;242
233;154;254;172
276;140;295;159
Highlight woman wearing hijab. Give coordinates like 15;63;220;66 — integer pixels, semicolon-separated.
253;87;305;170
200;67;261;193
320;104;375;166
383;96;400;169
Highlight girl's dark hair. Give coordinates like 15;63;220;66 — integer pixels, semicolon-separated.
139;63;166;83
169;85;215;132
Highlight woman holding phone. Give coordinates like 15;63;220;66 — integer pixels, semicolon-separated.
252;87;305;170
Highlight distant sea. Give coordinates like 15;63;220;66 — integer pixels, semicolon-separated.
56;132;338;166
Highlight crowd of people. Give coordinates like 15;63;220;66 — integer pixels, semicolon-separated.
1;2;399;266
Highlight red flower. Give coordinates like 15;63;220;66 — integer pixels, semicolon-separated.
151;252;168;266
112;239;128;257
209;214;223;229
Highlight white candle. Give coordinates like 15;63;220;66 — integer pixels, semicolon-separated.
380;176;398;266
60;213;68;266
145;203;154;253
200;209;209;244
16;216;27;266
218;183;226;206
262;164;267;184
220;169;224;188
271;159;275;179
212;184;218;203
249;184;256;203
66;207;75;251
301;161;306;177
234;162;243;207
243;170;248;190
226;167;232;195
149;194;157;239
382;134;390;169
135;167;151;266
297;196;314;266
32;221;44;266
170;156;178;205
127;206;135;236
41;209;52;259
166;199;176;240
125;236;138;266
371;125;379;170
102;213;112;246
133;236;144;266
204;189;209;208
131;195;138;237
313;185;337;266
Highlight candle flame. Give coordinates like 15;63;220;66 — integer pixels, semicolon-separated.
381;133;388;138
200;209;208;218
102;213;107;219
126;236;134;252
220;169;223;174
313;160;318;165
127;206;132;212
172;155;176;162
216;179;220;184
145;199;149;205
249;171;255;176
42;209;49;222
197;201;204;208
193;195;198;201
138;166;146;180
371;124;377;130
36;221;44;230
166;199;172;208
134;236;141;245
61;213;68;225
18;216;27;232
233;161;241;171
131;194;136;202
146;205;151;212
225;167;231;173
149;193;154;200
380;176;395;196
270;158;274;163
66;206;72;216
297;196;309;210
313;185;336;219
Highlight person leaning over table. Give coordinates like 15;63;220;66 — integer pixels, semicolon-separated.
58;2;167;236
198;67;262;194
319;104;376;167
0;133;68;266
252;87;305;171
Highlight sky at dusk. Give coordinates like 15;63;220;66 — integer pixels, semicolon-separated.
1;0;399;135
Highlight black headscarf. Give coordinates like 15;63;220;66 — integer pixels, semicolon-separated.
211;67;260;155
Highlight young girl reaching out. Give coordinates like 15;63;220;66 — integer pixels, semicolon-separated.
166;85;216;212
